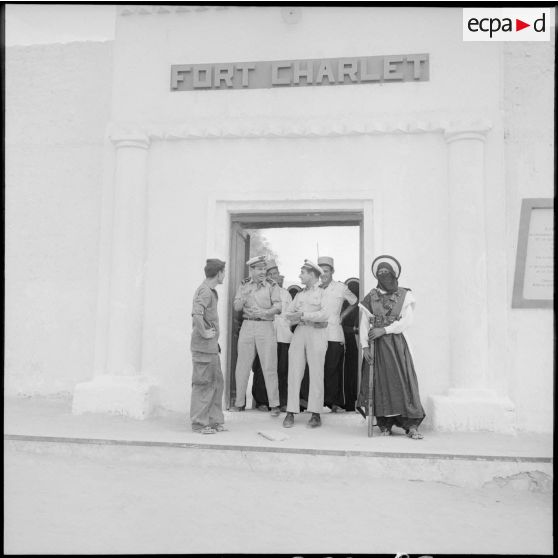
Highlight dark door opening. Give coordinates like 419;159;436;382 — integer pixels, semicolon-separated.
226;211;364;408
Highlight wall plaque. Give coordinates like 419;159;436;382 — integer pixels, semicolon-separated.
512;198;554;308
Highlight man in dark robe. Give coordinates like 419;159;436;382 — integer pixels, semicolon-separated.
341;278;360;411
357;255;425;439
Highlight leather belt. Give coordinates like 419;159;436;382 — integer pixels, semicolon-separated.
243;318;273;322
300;321;328;329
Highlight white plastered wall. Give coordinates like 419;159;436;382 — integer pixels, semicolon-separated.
140;132;450;415
4;7;552;433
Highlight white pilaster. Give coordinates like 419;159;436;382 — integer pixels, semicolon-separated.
72;133;158;419
429;127;515;433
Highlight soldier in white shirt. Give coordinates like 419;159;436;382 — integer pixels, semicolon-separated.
317;256;358;412
283;260;330;429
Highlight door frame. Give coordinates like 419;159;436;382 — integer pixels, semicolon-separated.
226;210;367;407
204;194;379;408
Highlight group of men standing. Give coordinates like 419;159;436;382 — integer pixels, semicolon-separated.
189;254;425;438
229;255;357;428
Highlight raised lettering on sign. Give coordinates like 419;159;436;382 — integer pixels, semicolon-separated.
170;53;429;91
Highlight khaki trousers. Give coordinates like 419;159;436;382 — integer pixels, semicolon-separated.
190;351;224;430
234;320;279;408
287;325;328;414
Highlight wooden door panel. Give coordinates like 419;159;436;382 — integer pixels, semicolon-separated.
226;224;250;407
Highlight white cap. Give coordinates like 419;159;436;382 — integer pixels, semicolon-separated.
301;259;323;276
317;256;334;270
246;255;267;267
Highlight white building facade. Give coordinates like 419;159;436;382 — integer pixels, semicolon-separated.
5;6;554;433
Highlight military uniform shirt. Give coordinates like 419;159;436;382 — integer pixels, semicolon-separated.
275;287;293;343
233;278;282;320
320;280;358;342
287;284;329;323
190;281;220;354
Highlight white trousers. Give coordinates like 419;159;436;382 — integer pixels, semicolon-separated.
286;325;328;414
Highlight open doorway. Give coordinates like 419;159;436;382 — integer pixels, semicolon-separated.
226;211;363;408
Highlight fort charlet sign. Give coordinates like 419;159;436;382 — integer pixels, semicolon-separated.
170;53;429;91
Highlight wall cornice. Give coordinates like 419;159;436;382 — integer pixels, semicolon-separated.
118;5;232;16
107;117;492;142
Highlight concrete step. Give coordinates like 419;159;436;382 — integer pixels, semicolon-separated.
4;398;552;492
5;433;552;493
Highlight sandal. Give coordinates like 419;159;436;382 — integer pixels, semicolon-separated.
406;428;423;440
198;426;217;435
212;424;228;432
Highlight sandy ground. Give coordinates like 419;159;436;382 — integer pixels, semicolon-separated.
4;444;552;555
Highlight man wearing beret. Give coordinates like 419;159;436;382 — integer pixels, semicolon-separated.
230;255;282;416
251;259;293;412
283;260;330;428
190;258;227;434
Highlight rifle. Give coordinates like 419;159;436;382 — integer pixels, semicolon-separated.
367;339;375;437
358;302;376;437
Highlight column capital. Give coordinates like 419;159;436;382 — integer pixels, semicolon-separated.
111;134;150;150
444;123;491;144
108;125;150;149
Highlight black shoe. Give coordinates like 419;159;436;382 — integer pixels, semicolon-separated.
331;404;346;413
270;406;281;417
283;412;295;428
256;404;269;412
307;413;321;428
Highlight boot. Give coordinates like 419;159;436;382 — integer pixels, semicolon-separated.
307;413;321;428
283;412;295;428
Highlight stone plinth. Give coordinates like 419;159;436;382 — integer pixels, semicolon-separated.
72;375;158;420
429;389;516;434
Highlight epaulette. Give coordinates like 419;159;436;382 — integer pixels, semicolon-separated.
241;277;251;285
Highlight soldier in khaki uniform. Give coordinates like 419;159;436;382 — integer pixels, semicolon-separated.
251;259;293;411
230;255;282;416
283;260;330;429
190;258;226;434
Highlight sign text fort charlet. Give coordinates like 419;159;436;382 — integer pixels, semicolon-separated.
170;53;429;91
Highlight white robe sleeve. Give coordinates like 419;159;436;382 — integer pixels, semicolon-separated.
383;291;415;335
